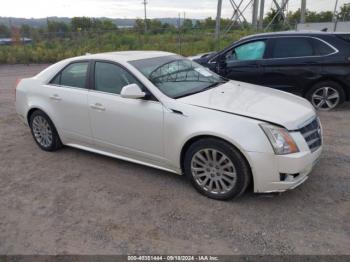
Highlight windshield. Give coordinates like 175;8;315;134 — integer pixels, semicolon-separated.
129;55;227;98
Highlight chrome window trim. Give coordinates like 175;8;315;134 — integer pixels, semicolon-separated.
45;60;91;87
46;83;161;104
45;83;89;91
208;35;339;64
87;89;161;104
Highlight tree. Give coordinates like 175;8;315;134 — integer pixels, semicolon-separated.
133;18;145;33
338;3;350;21
47;20;70;33
0;24;10;37
92;19;117;31
203;17;216;29
71;17;93;31
306;11;333;22
182;19;193;32
264;8;285;30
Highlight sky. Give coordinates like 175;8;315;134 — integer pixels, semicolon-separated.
0;0;349;19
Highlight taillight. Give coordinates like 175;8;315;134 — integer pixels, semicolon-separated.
14;79;21;102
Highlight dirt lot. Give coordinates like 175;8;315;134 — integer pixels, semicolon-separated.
0;64;349;255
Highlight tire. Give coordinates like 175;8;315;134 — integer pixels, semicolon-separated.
29;110;62;151
183;138;251;200
305;81;345;111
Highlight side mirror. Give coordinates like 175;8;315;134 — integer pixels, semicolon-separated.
214;55;227;73
120;83;146;99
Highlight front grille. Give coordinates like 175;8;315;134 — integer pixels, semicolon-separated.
299;117;322;152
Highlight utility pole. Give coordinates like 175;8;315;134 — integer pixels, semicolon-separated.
215;0;223;46
142;0;148;33
258;0;265;30
333;0;339;31
300;0;306;24
252;0;259;30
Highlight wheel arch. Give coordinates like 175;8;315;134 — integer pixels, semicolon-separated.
303;77;349;100
179;134;254;189
26;107;58;131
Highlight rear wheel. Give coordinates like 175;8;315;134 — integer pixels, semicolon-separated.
306;81;345;111
183;138;250;200
29;110;62;151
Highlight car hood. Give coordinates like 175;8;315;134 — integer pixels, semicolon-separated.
178;81;316;130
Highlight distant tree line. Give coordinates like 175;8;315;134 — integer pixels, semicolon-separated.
264;5;350;30
0;4;349;39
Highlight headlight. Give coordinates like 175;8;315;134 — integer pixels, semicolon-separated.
260;123;299;155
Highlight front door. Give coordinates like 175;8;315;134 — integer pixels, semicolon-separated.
216;39;267;84
88;61;164;163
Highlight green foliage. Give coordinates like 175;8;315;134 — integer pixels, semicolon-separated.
338;4;350;21
47;20;70;33
0;24;10;37
1;4;349;64
306;11;333;22
0;28;256;64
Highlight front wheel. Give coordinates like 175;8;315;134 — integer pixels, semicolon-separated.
306;81;345;111
183;138;251;200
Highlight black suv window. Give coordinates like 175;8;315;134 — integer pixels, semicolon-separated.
226;40;266;62
272;37;314;58
94;62;140;95
51;62;89;89
311;38;335;55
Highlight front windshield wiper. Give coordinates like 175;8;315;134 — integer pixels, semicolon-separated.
174;81;226;99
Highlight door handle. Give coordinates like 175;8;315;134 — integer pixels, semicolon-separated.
90;103;106;111
49;94;62;101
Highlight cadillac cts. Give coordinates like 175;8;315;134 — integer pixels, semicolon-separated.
15;51;322;200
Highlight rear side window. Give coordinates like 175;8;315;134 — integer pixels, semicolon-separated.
311;38;335;55
272;37;314;58
94;62;140;95
50;62;89;89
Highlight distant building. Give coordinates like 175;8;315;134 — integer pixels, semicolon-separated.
0;37;32;45
297;21;350;32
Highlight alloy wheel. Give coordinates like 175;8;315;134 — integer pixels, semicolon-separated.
31;115;53;148
311;86;340;111
191;148;237;195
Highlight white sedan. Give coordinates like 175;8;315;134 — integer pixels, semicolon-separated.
15;51;322;200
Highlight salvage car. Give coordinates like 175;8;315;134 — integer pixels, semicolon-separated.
15;51;322;200
191;31;350;111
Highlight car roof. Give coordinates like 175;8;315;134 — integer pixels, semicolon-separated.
240;30;345;40
70;51;176;63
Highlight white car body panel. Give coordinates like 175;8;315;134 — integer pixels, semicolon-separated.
178;80;316;130
15;51;323;193
87;91;165;163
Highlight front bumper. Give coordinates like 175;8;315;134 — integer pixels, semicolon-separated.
247;133;322;193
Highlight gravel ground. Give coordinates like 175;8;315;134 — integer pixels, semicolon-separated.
0;64;349;255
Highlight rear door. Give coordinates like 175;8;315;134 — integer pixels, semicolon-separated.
216;39;267;84
45;61;92;146
260;36;323;95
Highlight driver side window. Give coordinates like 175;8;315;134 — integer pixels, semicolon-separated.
94;62;141;95
225;40;266;62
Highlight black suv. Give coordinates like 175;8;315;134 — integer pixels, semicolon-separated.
192;31;350;110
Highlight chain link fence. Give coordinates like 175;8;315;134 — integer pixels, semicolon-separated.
0;22;298;64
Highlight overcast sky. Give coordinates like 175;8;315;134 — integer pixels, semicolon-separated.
1;0;349;19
